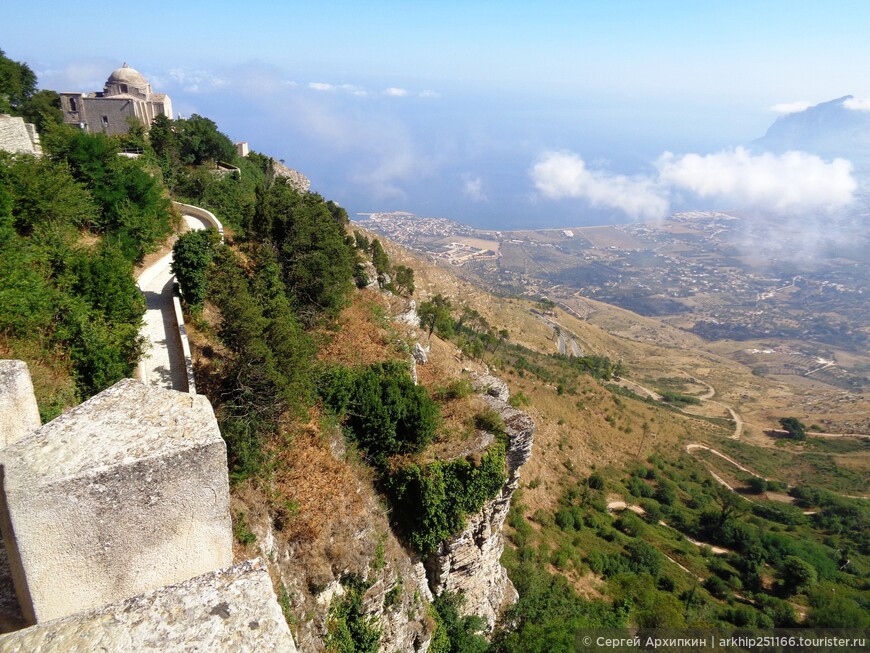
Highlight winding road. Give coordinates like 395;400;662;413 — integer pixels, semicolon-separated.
136;214;210;391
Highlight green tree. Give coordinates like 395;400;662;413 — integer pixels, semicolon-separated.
46;128;172;261
430;592;488;653
392;265;415;296
806;587;869;628
176;114;236;165
353;231;370;251
323;575;381;653
419;294;454;338
780;555;817;596
254;182;355;319
369;238;390;275
779;416;807;440
344;361;439;464
171;228;220;309
0;49;36;112
17;90;63;133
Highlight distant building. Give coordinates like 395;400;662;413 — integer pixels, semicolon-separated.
60;64;172;136
0;115;42;156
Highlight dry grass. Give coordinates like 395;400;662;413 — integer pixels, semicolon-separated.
316;290;400;367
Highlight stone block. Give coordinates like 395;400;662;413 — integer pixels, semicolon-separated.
0;361;41;447
0;379;232;623
0;559;297;652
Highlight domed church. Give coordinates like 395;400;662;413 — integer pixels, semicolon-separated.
60;63;173;135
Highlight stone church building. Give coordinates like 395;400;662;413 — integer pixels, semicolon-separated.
60;64;172;135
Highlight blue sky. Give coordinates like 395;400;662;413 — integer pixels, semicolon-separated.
4;1;870;227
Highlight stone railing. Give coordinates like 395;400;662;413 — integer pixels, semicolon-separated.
171;201;224;239
0;361;296;651
172;292;197;394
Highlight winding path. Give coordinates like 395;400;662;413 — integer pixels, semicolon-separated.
136;214;211;391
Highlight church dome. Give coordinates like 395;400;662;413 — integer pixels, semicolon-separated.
107;63;148;88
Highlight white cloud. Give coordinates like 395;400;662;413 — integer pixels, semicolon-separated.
166;68;228;93
531;148;857;219
339;84;367;96
531;152;669;219
769;101;813;114
419;90;440;98
843;97;870;111
384;87;408;97
462;174;487;202
657;147;856;212
309;82;334;92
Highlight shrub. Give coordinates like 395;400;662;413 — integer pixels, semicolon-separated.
615;511;646;537
625;540;662;577
474;407;506;436
587;472;606;491
704;575;729;599
386;440;507;555
340;361;440;465
232;512;257;546
508;391;531;408
433;378;474;401
323;575;381;653
171;227;220;309
555;508;575;531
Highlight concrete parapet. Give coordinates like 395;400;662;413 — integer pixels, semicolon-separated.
0;361;41;447
0;378;231;623
172;293;197;394
171;201;223;239
0;559;297;652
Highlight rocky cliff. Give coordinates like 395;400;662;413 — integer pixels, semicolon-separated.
236;366;534;651
425;373;535;630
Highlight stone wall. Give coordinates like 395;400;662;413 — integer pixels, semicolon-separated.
0;379;232;623
0;361;40;446
0;364;297;650
0;559;296;653
172;200;224;239
0;115;42;156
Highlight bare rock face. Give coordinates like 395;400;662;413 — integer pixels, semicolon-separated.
472;372;510;403
0;360;41;446
395;300;421;328
425;392;535;630
412;342;429;364
243;485;434;652
272;160;311;193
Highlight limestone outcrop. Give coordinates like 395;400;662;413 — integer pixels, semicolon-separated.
272;160;311;193
242;482;435;652
425;385;535;630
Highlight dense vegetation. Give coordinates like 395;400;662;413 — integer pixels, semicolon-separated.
0;120;174;416
318;360;508;554
485;452;870;650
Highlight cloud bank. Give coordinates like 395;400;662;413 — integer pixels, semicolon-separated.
532;148;855;219
769;101;813;114
843;97;870;111
531;152;669;219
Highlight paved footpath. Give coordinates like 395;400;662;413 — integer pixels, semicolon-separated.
136;215;210;391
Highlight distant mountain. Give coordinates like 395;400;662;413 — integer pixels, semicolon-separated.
754;95;870;165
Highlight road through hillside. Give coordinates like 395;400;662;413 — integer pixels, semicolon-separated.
136;215;210;391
